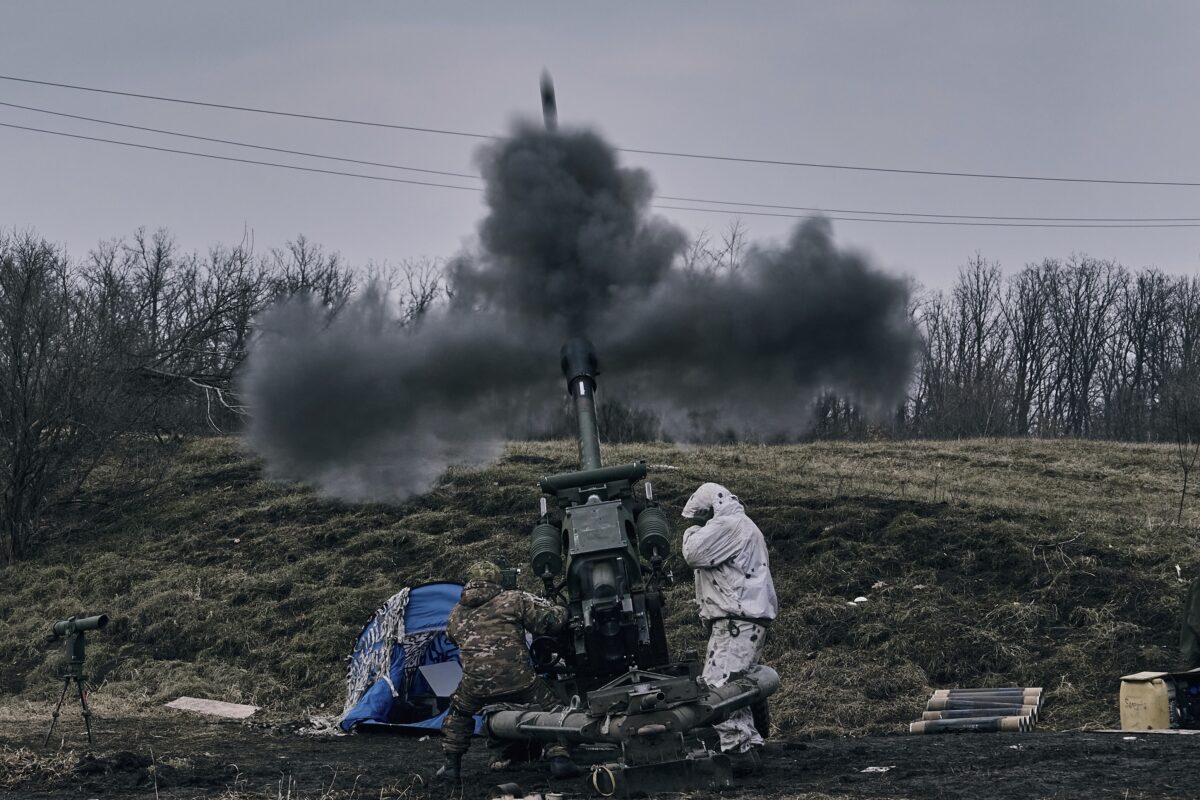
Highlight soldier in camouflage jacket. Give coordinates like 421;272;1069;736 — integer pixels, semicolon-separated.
437;561;578;780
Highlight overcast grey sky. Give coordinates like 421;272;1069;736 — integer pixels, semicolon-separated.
2;2;1199;287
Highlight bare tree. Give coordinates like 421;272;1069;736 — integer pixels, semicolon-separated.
266;235;355;310
126;227;176;348
1100;269;1176;439
679;220;748;276
1045;256;1124;437
1002;262;1053;435
1172;378;1200;524
0;233;132;562
910;287;953;436
597;397;661;443
81;232;271;435
680;229;714;275
397;257;446;325
951;255;1009;435
1176;277;1200;379
906;258;1009;437
714;219;748;274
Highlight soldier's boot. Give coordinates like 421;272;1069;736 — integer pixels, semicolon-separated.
549;755;582;779
435;753;462;781
727;747;761;778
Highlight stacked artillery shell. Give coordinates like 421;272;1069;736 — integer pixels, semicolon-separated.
910;716;1031;734
922;706;1038;721
909;688;1041;734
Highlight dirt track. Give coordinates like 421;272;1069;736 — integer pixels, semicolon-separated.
1;716;1196;800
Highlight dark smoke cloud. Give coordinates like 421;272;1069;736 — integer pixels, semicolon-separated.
241;287;553;500
599;218;919;439
242;122;920;501
450;124;684;334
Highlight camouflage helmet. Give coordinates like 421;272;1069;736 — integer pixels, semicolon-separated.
465;560;501;585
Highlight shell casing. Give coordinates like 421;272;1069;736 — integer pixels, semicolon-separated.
929;690;1042;700
922;706;1038;721
909;716;1029;735
930;687;1042;695
927;695;1041;711
930;688;1042;702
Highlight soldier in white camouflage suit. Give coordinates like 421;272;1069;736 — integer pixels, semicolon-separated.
436;560;579;781
681;482;778;776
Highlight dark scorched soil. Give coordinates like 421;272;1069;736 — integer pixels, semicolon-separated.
2;717;1197;799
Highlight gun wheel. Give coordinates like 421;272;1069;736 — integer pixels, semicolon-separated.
752;698;770;738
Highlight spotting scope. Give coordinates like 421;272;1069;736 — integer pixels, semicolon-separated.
52;615;109;637
45;613;108;747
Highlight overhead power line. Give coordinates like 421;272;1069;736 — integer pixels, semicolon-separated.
0;100;479;180
0;122;482;192
654;194;1200;223
5;121;1200;229
623;149;1200;188
3;72;1200;187
653;204;1200;228
0;74;494;140
5;100;1200;224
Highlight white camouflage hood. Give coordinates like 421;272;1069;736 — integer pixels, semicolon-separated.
680;482;778;623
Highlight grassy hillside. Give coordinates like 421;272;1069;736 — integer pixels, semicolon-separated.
1;436;1196;738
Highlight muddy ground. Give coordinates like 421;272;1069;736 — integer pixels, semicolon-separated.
1;716;1195;800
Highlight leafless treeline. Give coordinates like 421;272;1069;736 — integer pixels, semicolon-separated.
905;254;1200;442
0;228;438;562
4;225;1199;561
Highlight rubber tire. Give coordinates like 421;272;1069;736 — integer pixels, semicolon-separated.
751;698;770;738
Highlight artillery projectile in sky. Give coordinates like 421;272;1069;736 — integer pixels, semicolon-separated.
540;70;557;131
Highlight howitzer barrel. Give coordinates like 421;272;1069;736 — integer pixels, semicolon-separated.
910;716;1030;734
486;666;780;745
561;338;602;471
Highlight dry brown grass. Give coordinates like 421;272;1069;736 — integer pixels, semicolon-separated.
0;745;77;789
213;774;429;800
1;436;1196;739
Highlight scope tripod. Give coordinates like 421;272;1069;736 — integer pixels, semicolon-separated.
43;664;95;747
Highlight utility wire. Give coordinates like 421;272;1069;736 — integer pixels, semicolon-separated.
654;204;1200;228
5;120;1200;229
654;194;1200;223
6;99;1200;224
0;74;494;140
0;100;479;180
0;122;483;192
4;73;1200;187
623;148;1200;188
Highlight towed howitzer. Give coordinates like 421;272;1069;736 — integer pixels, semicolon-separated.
487;336;779;796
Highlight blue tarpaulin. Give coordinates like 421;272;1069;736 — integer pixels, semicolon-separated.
340;582;479;733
